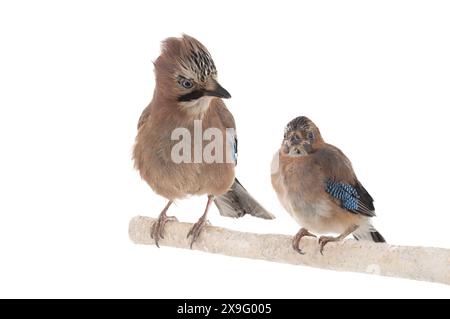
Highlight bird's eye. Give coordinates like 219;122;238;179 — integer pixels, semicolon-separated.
180;79;193;89
307;132;314;140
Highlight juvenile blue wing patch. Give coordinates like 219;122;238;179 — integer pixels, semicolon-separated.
326;180;360;212
325;179;375;216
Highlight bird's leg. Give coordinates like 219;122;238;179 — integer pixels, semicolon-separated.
318;224;359;255
187;195;214;249
150;200;177;248
292;228;317;254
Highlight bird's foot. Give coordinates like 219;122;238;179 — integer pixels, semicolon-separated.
318;225;358;255
150;214;178;248
187;217;209;249
318;235;341;255
292;228;317;254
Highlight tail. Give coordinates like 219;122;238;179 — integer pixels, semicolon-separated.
214;178;275;220
353;226;386;243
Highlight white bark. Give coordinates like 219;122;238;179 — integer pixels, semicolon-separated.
129;216;450;285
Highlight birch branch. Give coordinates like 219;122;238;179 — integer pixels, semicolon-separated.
129;216;450;285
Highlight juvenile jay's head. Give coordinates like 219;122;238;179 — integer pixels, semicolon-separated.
282;116;324;156
153;34;231;112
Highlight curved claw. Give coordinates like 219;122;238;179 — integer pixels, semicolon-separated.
318;236;336;255
292;228;316;255
151;215;178;248
187;218;208;249
159;216;178;239
292;242;305;255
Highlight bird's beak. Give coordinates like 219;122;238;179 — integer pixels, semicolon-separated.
205;80;231;99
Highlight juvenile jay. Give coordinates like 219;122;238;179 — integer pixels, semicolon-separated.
271;116;385;254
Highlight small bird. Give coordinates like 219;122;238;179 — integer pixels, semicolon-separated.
134;35;274;248
271;116;385;254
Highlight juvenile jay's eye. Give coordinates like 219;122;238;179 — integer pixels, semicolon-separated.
180;79;193;89
307;132;314;140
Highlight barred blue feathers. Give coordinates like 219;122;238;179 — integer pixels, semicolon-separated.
326;180;359;211
325;179;375;216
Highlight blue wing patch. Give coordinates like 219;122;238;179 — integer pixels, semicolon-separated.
233;137;238;163
226;131;238;164
326;180;359;212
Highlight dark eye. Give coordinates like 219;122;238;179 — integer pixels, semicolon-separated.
180;79;193;89
307;132;314;140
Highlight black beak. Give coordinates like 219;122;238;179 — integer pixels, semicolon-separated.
205;80;231;99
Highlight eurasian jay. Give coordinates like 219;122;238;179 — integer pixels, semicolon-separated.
134;35;274;248
271;116;385;254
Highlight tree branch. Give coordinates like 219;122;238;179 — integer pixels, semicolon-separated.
129;216;450;285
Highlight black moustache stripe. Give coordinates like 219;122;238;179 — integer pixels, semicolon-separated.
178;90;205;102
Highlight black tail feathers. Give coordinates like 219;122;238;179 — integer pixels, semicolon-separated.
353;227;386;243
369;231;386;243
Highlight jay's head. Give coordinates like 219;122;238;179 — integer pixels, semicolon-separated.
153;34;231;111
282;116;324;156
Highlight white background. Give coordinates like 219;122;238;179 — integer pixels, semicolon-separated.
0;1;449;298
